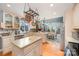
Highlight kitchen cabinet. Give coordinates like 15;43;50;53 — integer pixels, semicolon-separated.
5;14;13;29
26;50;35;56
2;36;12;54
0;10;13;29
13;17;20;29
12;36;42;56
0;10;20;29
34;44;42;56
73;4;79;29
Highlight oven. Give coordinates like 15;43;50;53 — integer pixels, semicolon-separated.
65;42;79;56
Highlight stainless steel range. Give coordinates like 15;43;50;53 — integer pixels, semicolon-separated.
65;42;79;56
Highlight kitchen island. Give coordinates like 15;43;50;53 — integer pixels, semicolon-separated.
12;36;42;56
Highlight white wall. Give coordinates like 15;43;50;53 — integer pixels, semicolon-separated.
64;5;74;47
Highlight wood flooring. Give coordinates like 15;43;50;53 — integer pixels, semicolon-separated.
42;42;64;56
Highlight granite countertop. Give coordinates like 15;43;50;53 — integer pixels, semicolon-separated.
12;36;42;48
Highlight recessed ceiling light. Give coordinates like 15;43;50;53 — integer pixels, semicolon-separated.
6;4;11;7
50;4;54;7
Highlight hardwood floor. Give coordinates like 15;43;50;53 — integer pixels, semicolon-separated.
0;51;12;56
3;51;12;56
42;41;64;56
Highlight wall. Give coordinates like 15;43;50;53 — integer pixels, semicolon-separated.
64;5;74;47
40;17;63;32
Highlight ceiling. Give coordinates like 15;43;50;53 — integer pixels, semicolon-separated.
0;3;74;20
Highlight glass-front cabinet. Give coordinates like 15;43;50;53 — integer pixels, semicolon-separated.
13;17;20;29
0;10;13;29
0;10;20;29
4;14;13;29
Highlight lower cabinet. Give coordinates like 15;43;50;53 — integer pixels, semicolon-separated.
2;36;12;54
26;44;42;56
12;39;42;56
33;40;42;56
26;50;35;56
25;40;42;56
34;45;42;56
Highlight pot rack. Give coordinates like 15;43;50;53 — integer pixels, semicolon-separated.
23;3;39;23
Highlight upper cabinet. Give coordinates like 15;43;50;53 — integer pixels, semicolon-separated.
13;17;20;29
73;4;79;29
0;10;20;29
0;10;13;29
4;13;13;29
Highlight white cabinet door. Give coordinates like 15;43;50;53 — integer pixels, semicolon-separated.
26;50;35;56
0;10;14;29
25;40;42;56
3;37;12;54
73;4;79;29
33;40;42;56
4;13;13;29
13;17;20;29
34;45;42;56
